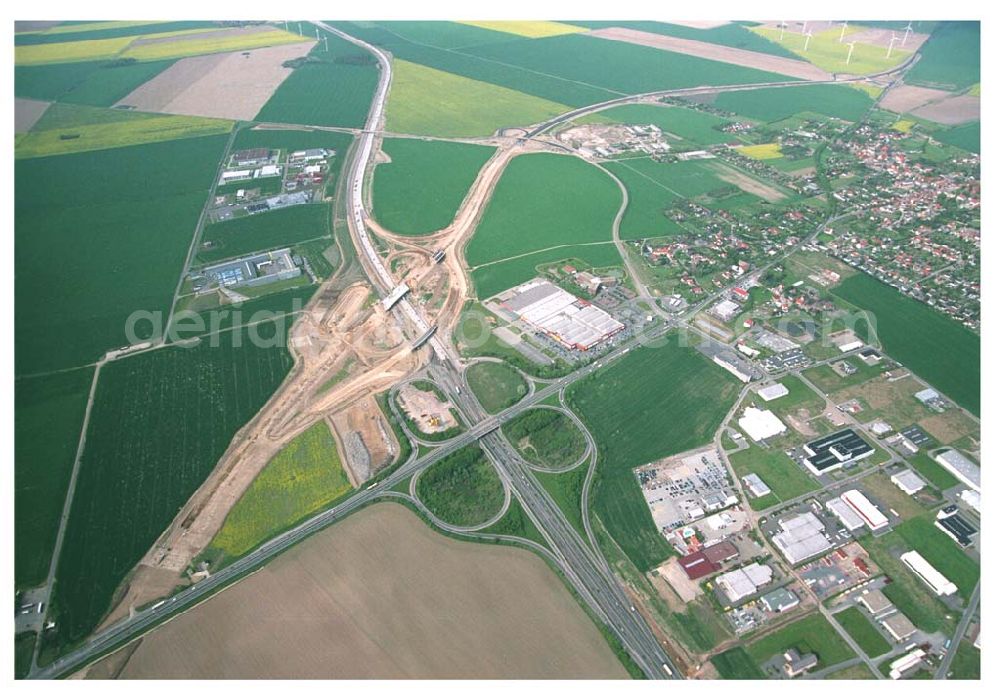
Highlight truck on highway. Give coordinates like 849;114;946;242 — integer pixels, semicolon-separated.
662;663;673;676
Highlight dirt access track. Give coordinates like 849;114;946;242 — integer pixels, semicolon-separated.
588;26;832;81
116;41;316;120
87;503;628;679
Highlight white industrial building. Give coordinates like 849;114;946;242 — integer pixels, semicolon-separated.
500;280;624;351
711;299;741;321
891;469;927;496
933;449;980;492
826;497;865;531
889;649;925;679
757;383;789;401
840;489;889;531
742;473;772;499
715;563;773;603
771;512;832;565
900;550;957;596
738;407;787;442
960;489;981;514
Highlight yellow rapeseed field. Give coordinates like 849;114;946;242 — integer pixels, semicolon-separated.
458;20;587;38
736;143;784;160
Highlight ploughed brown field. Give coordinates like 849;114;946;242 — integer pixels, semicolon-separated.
95;502;627;679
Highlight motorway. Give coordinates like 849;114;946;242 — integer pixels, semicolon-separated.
32;27;933;681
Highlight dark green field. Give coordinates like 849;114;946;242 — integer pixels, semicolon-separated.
472;244;622;300
747;612;854;669
834;606;892;658
14;20;218;45
50;321;295;648
602;160;683;240
197;204;330;263
728;443;820;510
906;22;980;91
711;646;765;679
504;408;587;470
907;451;959;490
373;138;494;235
466;361;528;414
570;20;802;59
14;368;94;588
15;134;229;376
416;443;505;526
467;153;620;296
566;335;740;571
713;84;873;122
589;103;737;146
832;272;980;414
15;59;176;105
255;32;378;128
936;122;980;154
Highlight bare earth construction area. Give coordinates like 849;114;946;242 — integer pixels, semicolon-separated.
116;41;316;120
90;503;627;679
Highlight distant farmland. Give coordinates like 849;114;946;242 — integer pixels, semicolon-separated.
712;83;873;122
832;272;980;414
14;368;94;588
566;335;740;570
15;59;177;106
373;138;495;235
466;153;621;297
15;133;229;376
255;31;378;129
51;322;294;647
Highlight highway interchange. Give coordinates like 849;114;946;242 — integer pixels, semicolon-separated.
30;23;975;683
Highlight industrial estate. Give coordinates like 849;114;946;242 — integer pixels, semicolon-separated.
13;16;981;683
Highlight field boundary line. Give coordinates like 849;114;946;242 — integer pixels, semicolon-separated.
470;240;618;270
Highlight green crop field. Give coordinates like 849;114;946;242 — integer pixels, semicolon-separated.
906;22;980;91
15;21;217;45
385;60;571;138
373;138;495;235
895;517;979;598
15;35;137;65
197;204;330;264
584;104;738;146
416;443;505;526
711;646;766;679
15;59;175;106
208;421;353;560
466;361;527;414
15;368;94;588
601;160;684;240
120;28;308;62
950;639;981;680
467;153;621;296
460;33;792;97
532;465;588;539
15;134;229;377
570;20;803;59
504;408;587;470
51;321;295;648
16;102;232;158
834;606;892;658
747;612;854;669
566;335;740;571
472;244;622;300
832;273;980;414
375;21;515;49
765;375;827;418
255;33;379;129
713;84;873;122
936;122;980;154
728;443;820;510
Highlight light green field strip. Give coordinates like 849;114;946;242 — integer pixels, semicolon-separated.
386;59;572;137
15;112;233;159
121;28;310;61
30;20;168;35
752;24;912;75
14;26;309;66
457;20;587;38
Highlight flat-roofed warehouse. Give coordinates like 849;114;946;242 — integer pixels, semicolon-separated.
771;512;832;565
840;489;889;531
881;612;917;642
802;428;874;476
501;280;624;351
933;449;981;492
900;550;957;596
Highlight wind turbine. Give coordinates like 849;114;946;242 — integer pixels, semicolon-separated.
779;20;787;41
886;32;898;58
902;21;913;46
803;30;814;52
839;20;849;42
846;42;856;65
802;21;809;35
